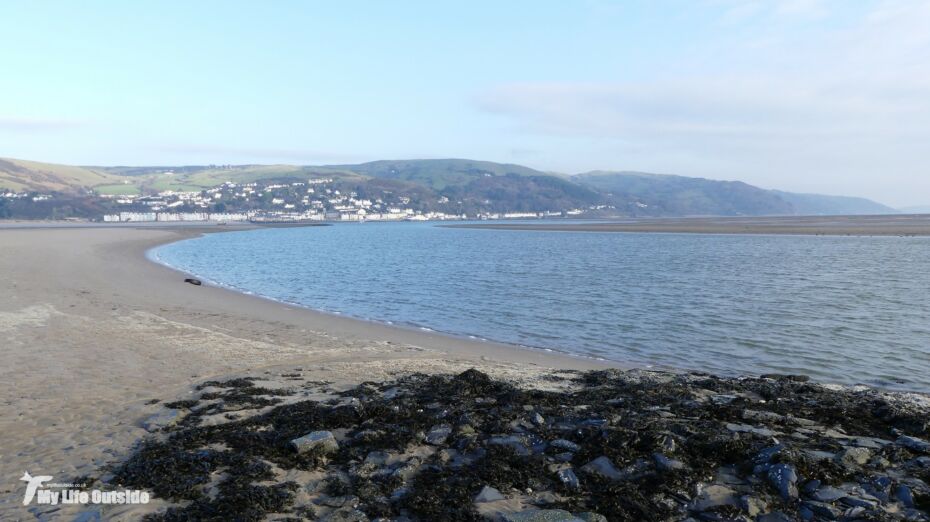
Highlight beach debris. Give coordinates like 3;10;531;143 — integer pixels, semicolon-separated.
183;278;202;286
104;368;930;521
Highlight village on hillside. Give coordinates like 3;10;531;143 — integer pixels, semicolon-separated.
1;176;596;223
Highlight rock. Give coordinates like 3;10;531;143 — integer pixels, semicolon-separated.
321;507;369;522
895;484;915;508
653;453;686;472
767;463;799;500
557;468;580;490
575;513;607;522
474;485;505;503
291;430;339;454
688;484;740;511
364;450;390;466
550;439;581;452
183;278;202;286
897;435;930;454
757;513;793;522
761;373;810;382
740;495;767;517
488;435;530;455
836;447;871;467
812;486;847;502
580;456;623;481
726;423;776;437
801;501;841;519
754;444;786;464
502;509;583;522
142;409;184;432
425;424;452;445
530;412;546;425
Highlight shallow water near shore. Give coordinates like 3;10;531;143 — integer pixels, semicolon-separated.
152;222;930;392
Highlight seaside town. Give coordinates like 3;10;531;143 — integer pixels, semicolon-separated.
1;177;594;223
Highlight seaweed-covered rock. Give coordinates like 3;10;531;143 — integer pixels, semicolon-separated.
292;430;339;454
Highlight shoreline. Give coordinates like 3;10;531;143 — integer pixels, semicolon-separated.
144;228;623;371
0;225;614;519
443;214;930;236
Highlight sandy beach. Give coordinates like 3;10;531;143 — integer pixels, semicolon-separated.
0;225;613;520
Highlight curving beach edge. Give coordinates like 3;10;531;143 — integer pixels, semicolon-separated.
1;225;929;521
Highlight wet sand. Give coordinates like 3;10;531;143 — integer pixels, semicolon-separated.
444;214;930;236
0;225;614;519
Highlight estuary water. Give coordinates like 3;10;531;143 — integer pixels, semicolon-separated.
152;222;930;391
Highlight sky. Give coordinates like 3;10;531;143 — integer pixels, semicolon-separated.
1;1;928;206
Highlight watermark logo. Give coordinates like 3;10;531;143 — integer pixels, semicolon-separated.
19;471;150;506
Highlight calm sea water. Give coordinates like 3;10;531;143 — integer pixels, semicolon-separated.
152;222;930;391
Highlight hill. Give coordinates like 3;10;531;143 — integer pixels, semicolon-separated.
771;190;896;216
575;171;795;216
0;157;896;218
0;158;121;193
575;171;896;217
324;159;552;191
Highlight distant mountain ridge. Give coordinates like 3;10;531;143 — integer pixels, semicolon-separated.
0;156;897;217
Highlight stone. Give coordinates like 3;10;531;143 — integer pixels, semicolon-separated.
184;278;202;286
801;501;841;519
836;447;871;467
502;509;583;522
767;463;799;500
897;435;930;454
291;430;339;454
320;507;369;522
895;484;915;508
688;485;740;511
812;486;847;502
142;409;184;432
557;468;580;490
653;453;686;472
550;439;581;452
474;485;505;503
488;435;530;455
580;456;623;481
530;412;546;426
575;513;607;522
726;423;776;437
757;513;793;522
740;495;767;517
425;424;452;445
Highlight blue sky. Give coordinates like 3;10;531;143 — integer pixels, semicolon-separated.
1;1;928;206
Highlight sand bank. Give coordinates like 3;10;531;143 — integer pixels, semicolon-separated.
444;214;930;236
0;225;613;519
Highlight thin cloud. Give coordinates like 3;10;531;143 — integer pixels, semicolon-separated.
0;117;88;132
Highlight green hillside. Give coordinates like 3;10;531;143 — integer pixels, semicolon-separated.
325;159;551;191
0;156;897;217
0;158;121;193
576;171;795;216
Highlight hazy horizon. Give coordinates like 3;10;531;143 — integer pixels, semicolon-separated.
2;1;929;206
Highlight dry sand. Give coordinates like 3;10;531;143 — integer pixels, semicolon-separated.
0;225;614;520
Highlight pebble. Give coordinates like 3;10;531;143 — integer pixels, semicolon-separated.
580;456;624;481
550;439;581;452
557;468;580;490
502;509;584;522
897;435;930;454
425;424;452;445
688;485;740;511
766;463;799;500
836;446;871;467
